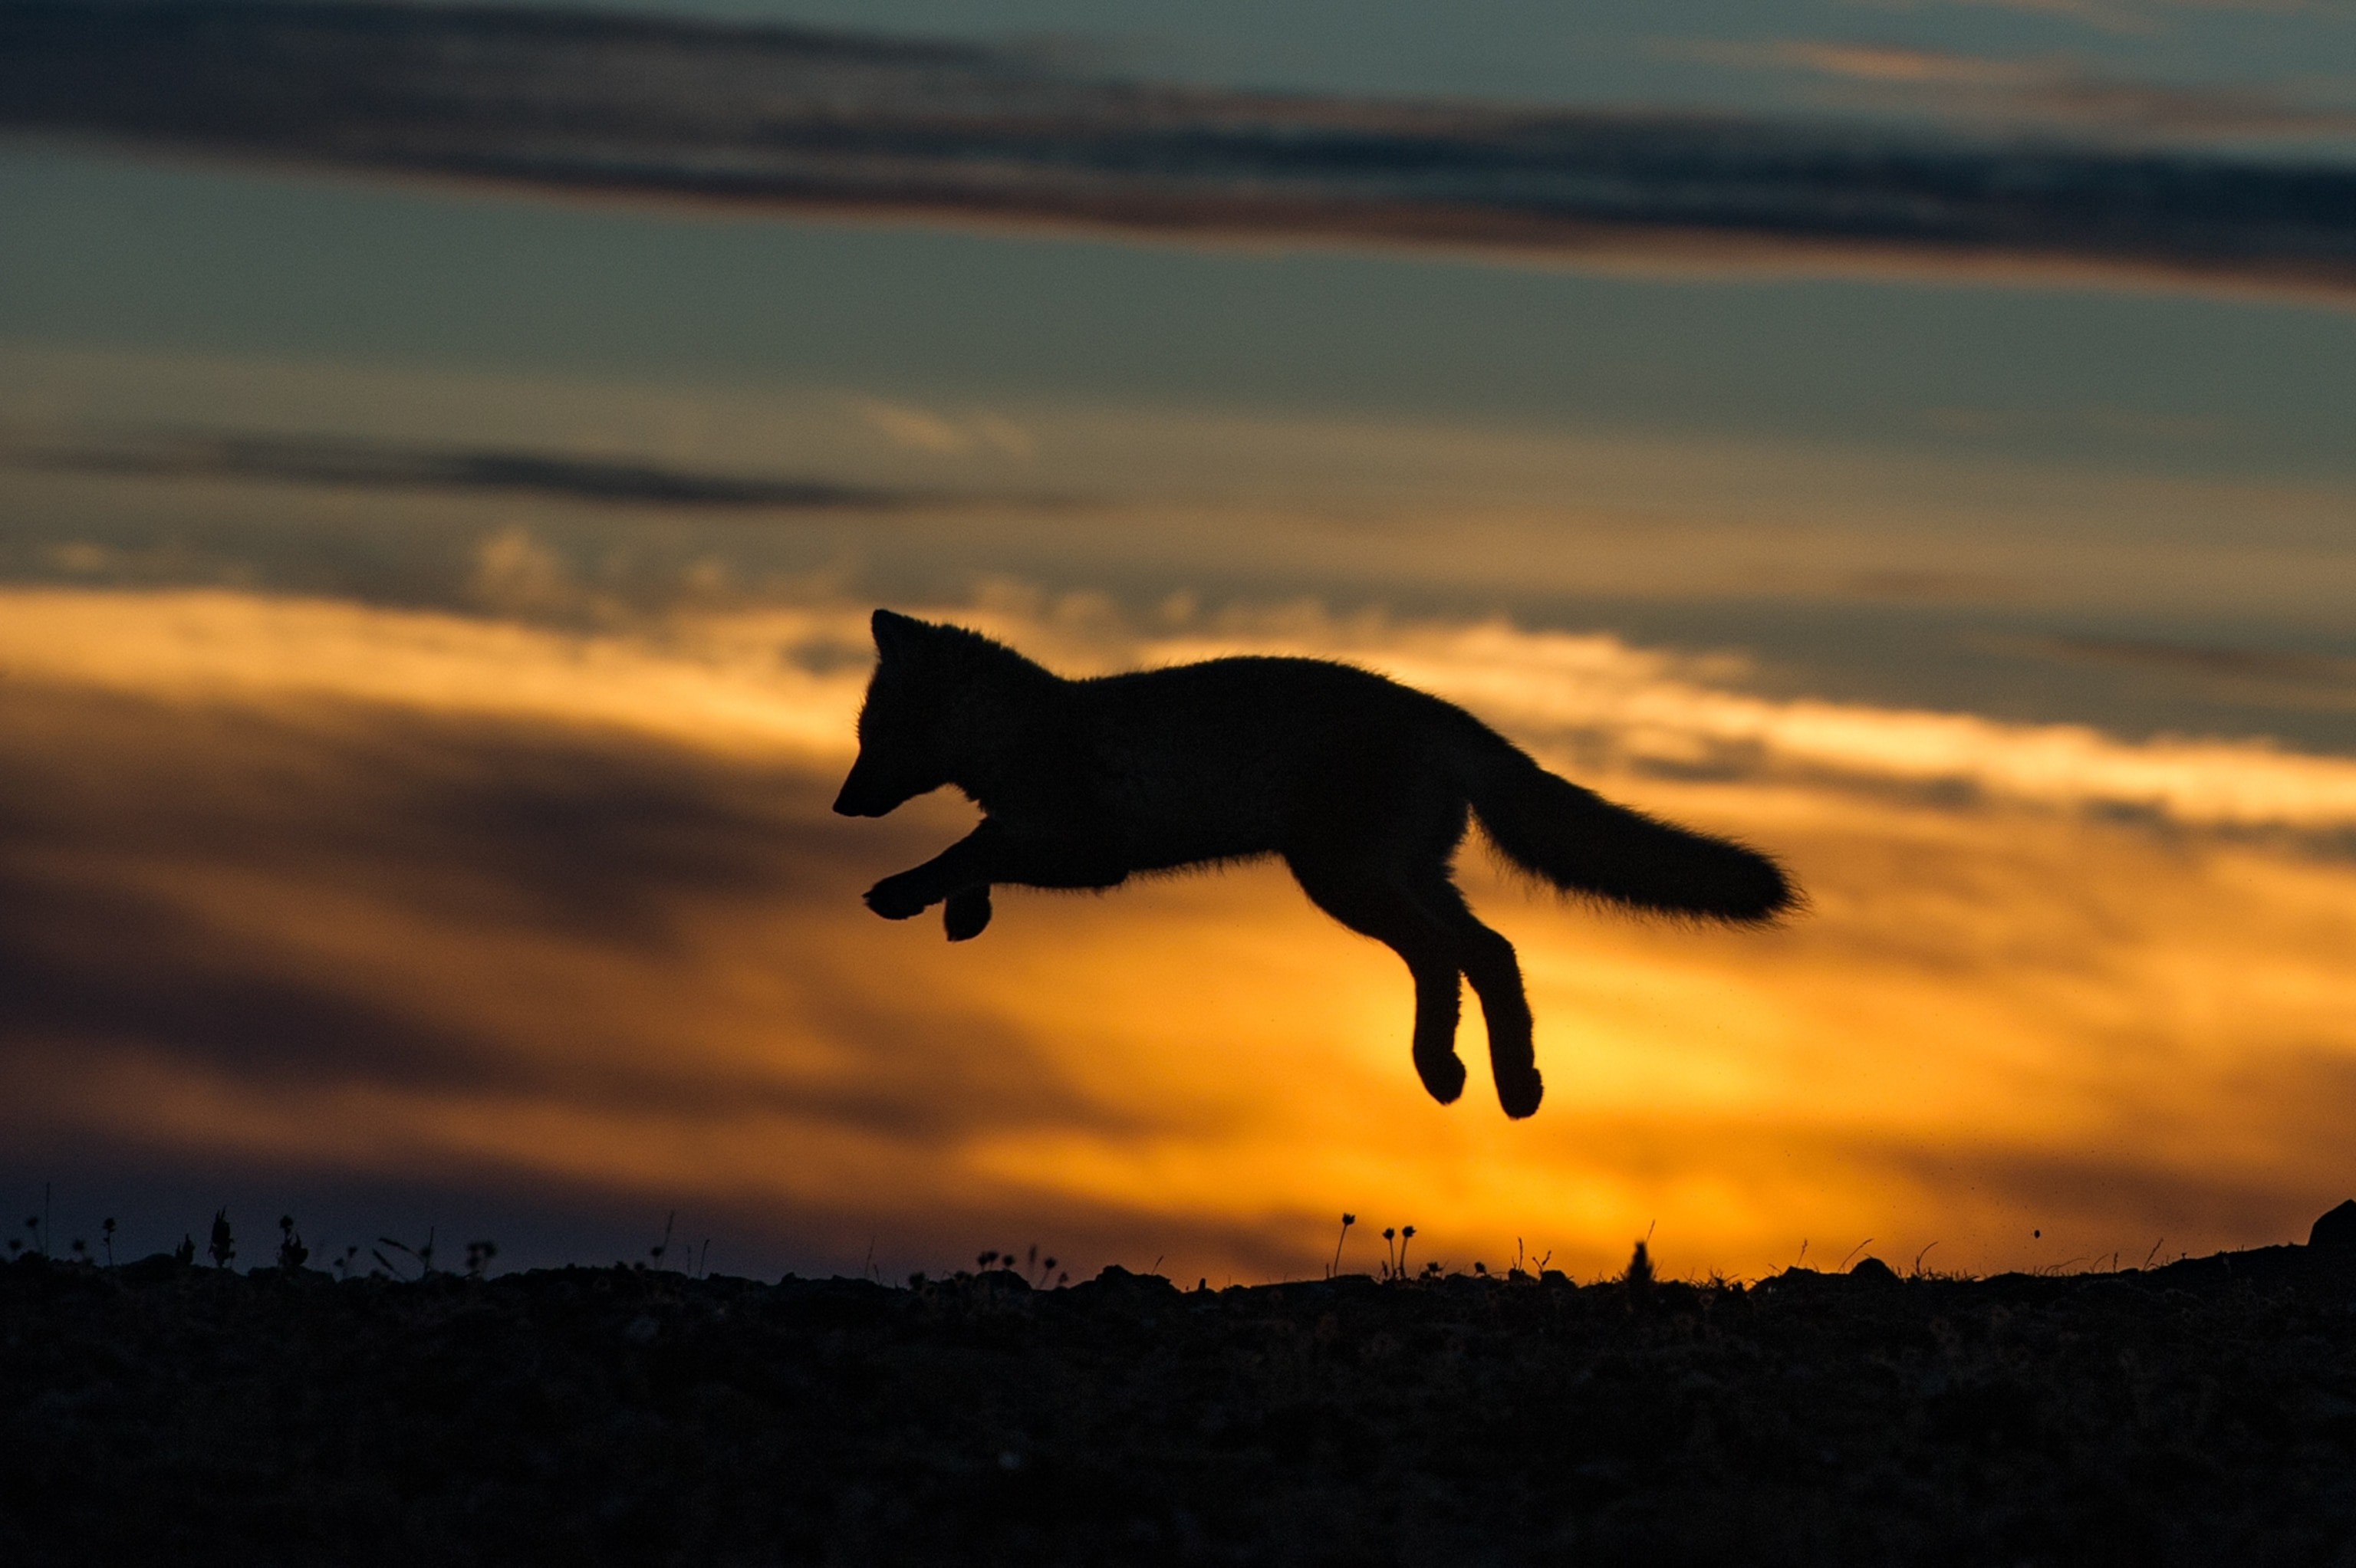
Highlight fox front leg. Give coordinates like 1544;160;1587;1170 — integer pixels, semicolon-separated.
864;860;968;920
864;825;999;923
866;820;1121;926
943;885;992;941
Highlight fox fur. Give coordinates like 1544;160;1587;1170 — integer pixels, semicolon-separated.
834;610;1796;1119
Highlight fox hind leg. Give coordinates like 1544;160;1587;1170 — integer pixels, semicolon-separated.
1286;854;1469;1106
1411;873;1542;1119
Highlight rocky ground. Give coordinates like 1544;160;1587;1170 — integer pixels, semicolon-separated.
7;1210;2356;1566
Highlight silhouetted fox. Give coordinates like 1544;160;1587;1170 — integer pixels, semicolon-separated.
835;611;1795;1118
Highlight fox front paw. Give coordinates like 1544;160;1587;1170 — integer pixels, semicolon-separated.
943;886;992;942
864;874;933;921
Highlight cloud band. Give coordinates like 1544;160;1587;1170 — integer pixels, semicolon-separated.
4;1;2354;296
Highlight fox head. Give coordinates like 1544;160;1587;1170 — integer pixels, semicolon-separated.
834;610;958;817
835;610;1048;817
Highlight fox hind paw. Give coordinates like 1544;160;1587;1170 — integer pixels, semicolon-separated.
943;886;992;942
1414;1050;1467;1106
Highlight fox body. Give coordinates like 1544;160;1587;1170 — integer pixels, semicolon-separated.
834;610;1795;1118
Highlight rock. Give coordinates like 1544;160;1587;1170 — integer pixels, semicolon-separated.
2309;1199;2356;1253
1077;1264;1176;1297
1849;1256;1900;1284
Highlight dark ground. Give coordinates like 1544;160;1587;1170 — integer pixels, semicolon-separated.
8;1211;2356;1567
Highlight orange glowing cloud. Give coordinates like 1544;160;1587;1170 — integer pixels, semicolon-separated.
4;585;2354;1283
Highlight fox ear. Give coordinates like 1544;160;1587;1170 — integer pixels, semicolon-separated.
870;609;930;662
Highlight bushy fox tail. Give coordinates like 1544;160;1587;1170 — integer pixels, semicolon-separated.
1466;744;1795;924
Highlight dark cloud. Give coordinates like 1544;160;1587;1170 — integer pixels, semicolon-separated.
2;428;959;512
2026;636;2356;727
2;1;2353;294
2043;635;2356;689
0;679;1116;1140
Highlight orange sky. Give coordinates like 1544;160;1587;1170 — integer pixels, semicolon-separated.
6;584;2351;1282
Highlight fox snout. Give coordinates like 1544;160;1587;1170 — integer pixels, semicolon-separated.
832;774;888;817
832;753;908;817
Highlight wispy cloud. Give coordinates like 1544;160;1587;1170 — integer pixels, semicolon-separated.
2;426;954;511
1703;38;2356;141
1851;0;2164;40
854;400;1036;459
1861;0;2343;40
5;1;2354;298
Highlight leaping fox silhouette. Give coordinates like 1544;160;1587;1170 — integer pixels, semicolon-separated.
834;611;1796;1118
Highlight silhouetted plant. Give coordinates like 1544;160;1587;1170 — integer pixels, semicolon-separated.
173;1234;196;1266
101;1218;116;1266
1399;1225;1416;1280
649;1211;676;1271
209;1209;235;1269
465;1240;499;1280
1625;1239;1654;1292
373;1229;433;1280
277;1215;309;1271
1380;1228;1396;1279
1330;1214;1355;1278
333;1244;360;1280
22;1214;41;1259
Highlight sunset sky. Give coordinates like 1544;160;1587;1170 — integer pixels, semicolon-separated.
4;0;2354;1284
